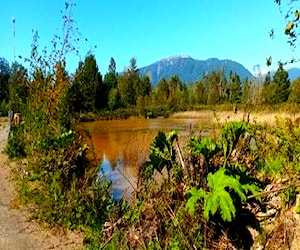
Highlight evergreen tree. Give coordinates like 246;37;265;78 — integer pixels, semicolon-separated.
69;54;103;112
108;57;116;74
139;75;152;97
272;63;290;103
261;71;275;104
228;72;242;103
264;71;271;86
193;81;207;105
155;78;169;105
207;70;226;105
118;58;140;107
104;58;118;109
167;75;187;111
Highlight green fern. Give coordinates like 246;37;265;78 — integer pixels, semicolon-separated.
206;169;247;221
187;168;251;222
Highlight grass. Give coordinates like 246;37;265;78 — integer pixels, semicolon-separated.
172;110;300;127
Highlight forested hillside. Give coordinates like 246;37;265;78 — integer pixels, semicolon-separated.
139;56;254;85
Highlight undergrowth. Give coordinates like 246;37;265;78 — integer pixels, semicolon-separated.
7;64;114;246
97;117;300;249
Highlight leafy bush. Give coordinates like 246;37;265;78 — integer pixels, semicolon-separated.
6;126;26;158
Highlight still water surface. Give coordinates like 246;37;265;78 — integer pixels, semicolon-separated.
82;117;212;199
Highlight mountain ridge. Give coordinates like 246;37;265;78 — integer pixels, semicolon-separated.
139;56;254;86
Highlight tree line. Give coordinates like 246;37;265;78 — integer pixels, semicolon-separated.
0;54;297;118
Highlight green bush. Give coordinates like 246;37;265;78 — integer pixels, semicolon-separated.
0;100;8;116
6;126;26;158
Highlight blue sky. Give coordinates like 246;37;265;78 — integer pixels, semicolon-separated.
0;0;299;75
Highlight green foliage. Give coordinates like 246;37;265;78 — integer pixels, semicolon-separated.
107;88;120;111
0;57;11;103
205;169;246;221
122;201;144;225
228;72;242;103
38;130;75;150
117;58;141;107
221;121;247;164
261;156;283;177
6;126;26;158
5;2;114;247
280;185;297;208
272;63;290;104
241;78;252;104
8;62;29;113
189;137;220;161
68;55;103;112
142;130;178;178
206;69;227;105
106;119;263;248
154;76;187;112
187;168;251;222
186;187;206;214
0;99;8;116
288;77;300;103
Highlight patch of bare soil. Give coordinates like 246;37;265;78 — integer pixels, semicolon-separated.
0;119;83;250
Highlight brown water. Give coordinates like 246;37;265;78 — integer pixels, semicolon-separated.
81;117;212;199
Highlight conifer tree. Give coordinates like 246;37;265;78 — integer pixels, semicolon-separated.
70;54;103;112
104;58;118;109
272;63;290;103
228;72;242;103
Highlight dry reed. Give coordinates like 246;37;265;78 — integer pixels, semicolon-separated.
172;110;300;127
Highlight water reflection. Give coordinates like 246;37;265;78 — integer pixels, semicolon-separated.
82;118;211;199
99;154;135;200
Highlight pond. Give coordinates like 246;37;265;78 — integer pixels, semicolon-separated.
81;116;213;200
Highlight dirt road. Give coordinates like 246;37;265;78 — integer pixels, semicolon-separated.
0;120;83;250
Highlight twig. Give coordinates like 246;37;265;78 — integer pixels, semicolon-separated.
247;181;300;199
175;139;185;170
100;235;114;250
116;167;138;193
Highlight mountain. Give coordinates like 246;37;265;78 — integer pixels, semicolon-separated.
139;56;254;86
288;68;300;81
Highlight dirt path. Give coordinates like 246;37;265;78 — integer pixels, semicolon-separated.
0;120;83;250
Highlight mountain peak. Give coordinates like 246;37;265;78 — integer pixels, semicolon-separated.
161;55;192;62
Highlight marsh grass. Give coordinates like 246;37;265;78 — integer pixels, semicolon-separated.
172;110;300;127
